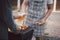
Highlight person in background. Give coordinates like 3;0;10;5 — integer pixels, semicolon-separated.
0;0;21;40
21;0;53;40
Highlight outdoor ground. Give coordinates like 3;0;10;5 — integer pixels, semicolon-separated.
45;12;60;37
32;12;60;40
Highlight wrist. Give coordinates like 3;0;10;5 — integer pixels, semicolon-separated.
42;18;47;21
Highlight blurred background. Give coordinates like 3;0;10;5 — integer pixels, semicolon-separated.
9;0;60;11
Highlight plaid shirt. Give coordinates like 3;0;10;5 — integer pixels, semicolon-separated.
24;0;53;37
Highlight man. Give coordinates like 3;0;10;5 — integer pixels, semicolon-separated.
0;0;21;40
21;0;53;40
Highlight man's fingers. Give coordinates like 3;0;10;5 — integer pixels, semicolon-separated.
21;24;28;30
38;22;42;25
35;22;45;26
23;24;28;27
35;22;39;24
39;21;46;25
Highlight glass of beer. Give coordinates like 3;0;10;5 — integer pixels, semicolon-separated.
17;13;26;23
14;13;26;26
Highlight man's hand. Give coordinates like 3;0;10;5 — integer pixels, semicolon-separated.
17;24;28;31
22;24;28;30
35;19;46;26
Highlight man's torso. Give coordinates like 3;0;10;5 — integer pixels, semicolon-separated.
26;0;47;25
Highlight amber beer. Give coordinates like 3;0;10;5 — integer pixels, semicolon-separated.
15;13;26;27
17;13;26;23
17;13;28;30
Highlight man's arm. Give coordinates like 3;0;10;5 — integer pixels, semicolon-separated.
35;0;53;25
43;0;53;21
40;0;53;25
43;4;53;21
21;0;29;27
21;0;29;12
